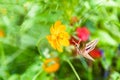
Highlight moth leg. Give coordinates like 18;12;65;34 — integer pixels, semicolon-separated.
72;39;81;48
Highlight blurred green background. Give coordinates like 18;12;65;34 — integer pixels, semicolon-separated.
0;0;120;80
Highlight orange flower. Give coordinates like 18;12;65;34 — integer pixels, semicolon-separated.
46;21;70;52
0;30;5;37
43;58;60;73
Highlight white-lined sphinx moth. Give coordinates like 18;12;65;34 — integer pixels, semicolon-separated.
73;39;99;61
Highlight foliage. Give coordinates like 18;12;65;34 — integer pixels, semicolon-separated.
0;0;120;80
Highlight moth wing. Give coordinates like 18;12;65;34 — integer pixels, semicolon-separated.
81;39;99;61
85;39;99;52
82;52;95;61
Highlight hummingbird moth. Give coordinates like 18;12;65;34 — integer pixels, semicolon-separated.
73;39;99;61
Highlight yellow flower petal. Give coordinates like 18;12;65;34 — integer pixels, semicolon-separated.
50;25;54;34
54;21;61;27
47;35;56;49
59;25;66;31
46;21;70;52
56;40;63;52
61;39;70;46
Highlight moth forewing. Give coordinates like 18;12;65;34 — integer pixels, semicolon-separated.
75;39;99;61
85;39;99;51
75;43;95;61
82;52;95;61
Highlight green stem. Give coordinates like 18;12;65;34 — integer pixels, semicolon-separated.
36;37;46;57
32;70;42;80
5;48;26;65
0;43;5;66
67;60;81;80
36;37;45;47
88;67;92;80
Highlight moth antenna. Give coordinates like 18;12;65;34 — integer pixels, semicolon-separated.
72;40;79;48
78;39;81;44
72;39;81;47
72;39;82;55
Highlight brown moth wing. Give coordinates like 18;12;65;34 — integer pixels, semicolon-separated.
76;39;99;61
